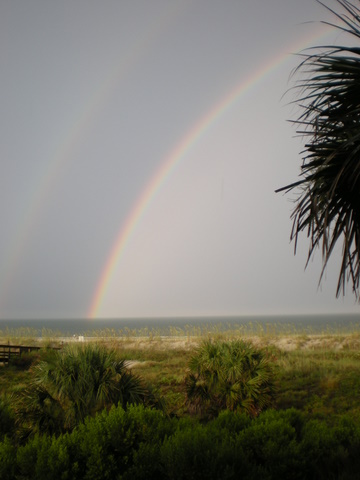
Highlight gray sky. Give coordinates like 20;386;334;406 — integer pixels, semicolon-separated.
1;0;358;319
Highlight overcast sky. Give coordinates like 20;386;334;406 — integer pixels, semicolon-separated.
1;0;359;319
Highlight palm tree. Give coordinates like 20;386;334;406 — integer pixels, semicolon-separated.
276;0;360;298
184;339;277;418
17;343;162;435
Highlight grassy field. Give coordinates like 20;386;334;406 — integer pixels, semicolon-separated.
110;332;360;419
1;325;360;479
1;324;360;421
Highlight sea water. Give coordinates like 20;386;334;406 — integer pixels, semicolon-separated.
0;314;360;337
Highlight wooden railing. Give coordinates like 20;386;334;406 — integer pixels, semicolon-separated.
0;344;42;364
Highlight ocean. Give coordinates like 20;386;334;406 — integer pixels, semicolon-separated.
0;313;360;337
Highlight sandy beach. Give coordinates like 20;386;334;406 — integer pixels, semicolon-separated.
33;332;360;353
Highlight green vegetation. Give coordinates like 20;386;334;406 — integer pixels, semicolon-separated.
1;403;360;479
1;327;360;478
13;343;163;437
184;339;277;418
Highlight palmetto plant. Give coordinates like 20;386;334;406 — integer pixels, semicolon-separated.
17;344;161;435
277;0;360;298
184;340;277;418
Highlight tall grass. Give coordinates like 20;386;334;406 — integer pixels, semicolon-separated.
0;327;39;346
1;323;360;421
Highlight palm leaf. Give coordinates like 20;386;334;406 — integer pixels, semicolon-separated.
184;339;277;417
277;0;360;297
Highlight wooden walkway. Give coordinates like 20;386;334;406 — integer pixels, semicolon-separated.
0;344;42;364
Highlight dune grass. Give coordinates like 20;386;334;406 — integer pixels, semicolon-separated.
1;323;360;420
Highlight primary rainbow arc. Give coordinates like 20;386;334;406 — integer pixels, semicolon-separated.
88;27;332;319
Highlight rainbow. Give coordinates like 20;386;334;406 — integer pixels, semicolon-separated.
88;26;334;319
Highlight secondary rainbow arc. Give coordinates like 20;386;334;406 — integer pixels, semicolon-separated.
0;3;188;313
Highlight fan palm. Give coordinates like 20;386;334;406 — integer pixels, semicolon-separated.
277;0;360;297
184;340;277;418
16;343;161;435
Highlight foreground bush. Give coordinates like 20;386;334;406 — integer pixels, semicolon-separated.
15;343;163;435
1;406;360;480
11;405;177;480
184;339;277;417
0;397;16;441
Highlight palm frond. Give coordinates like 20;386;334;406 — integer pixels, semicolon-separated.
277;0;360;297
184;340;277;418
15;343;164;436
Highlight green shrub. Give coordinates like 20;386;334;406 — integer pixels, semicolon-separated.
9;405;174;480
185;339;278;418
237;409;305;478
17;434;55;480
209;409;252;435
68;404;177;480
0;397;16;440
4;406;360;480
128;416;269;480
0;436;16;480
15;432;74;480
160;426;228;480
299;418;360;479
15;344;163;435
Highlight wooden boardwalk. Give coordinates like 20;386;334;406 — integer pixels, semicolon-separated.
0;344;42;364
